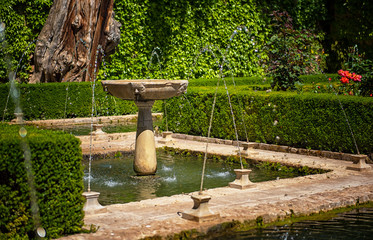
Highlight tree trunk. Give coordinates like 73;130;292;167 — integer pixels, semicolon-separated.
30;0;121;83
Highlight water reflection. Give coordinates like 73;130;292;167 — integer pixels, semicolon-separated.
212;208;373;240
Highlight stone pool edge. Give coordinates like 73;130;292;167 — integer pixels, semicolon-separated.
55;131;373;239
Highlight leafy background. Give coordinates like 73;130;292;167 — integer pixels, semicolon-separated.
1;0;372;82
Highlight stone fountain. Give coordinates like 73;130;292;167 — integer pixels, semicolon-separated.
101;79;188;175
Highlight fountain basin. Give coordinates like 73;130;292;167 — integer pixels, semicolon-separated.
101;79;188;101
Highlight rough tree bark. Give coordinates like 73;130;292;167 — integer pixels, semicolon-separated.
30;0;121;83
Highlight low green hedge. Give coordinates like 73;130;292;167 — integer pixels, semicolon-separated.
0;124;84;239
0;81;138;121
0;75;340;122
163;89;373;155
187;74;338;87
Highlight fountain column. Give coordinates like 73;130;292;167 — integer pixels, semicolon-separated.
134;100;157;175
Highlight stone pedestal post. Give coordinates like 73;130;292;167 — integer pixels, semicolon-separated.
14;112;24;124
229;169;255;189
347;155;372;172
91;123;107;141
239;142;259;157
82;192;107;214
92;123;105;135
181;194;220;222
134;101;157;175
158;131;173;144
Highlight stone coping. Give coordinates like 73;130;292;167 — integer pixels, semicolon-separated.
171;133;371;163
77;131;370;166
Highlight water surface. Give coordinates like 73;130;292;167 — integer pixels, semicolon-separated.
212;208;373;240
83;151;306;205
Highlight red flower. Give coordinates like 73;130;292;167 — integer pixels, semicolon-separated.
328;77;332;81
351;73;362;82
338;69;349;77
340;77;349;84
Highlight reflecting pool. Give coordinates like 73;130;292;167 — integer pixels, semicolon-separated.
83;151;308;205
213;208;373;240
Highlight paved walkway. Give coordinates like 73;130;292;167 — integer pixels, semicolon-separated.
59;133;373;240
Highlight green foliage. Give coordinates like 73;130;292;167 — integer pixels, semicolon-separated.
256;0;327;30
257;161;327;176
0;81;138;121
343;46;373;97
0;0;53;82
1;0;373;82
104;0;266;81
263;11;325;91
0;124;84;239
163;89;373;155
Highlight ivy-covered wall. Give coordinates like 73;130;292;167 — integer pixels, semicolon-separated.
1;0;372;82
107;0;266;80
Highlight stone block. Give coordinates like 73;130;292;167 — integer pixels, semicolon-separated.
208;138;216;143
186;135;194;141
260;144;271;150
278;145;289;153
289;148;298;153
309;150;321;156
298;148;309;155
193;136;201;141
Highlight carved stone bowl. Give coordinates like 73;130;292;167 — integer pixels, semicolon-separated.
101;79;188;101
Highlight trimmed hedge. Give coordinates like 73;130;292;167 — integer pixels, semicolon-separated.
163;89;373;155
187;74;339;87
0;124;84;239
0;81;139;121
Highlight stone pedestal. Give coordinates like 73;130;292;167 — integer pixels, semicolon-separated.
229;169;255;189
181;194;220;222
158;131;173;144
238;142;259;157
92;124;107;141
347;155;372;172
134;101;157;175
14;112;24;124
92;124;105;135
101;80;188;175
82;192;107;215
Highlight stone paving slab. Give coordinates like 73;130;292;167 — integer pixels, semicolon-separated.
58;132;373;239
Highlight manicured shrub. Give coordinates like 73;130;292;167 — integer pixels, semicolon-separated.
0;124;84;239
0;81;137;121
163;89;373;155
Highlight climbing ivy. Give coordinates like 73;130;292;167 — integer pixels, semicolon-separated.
1;0;372;82
0;0;52;82
104;0;267;80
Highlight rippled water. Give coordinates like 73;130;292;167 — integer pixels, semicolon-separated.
83;151;305;205
212;208;373;240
